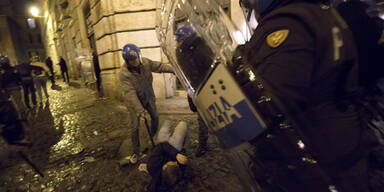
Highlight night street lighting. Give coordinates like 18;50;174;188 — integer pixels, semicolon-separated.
30;7;40;17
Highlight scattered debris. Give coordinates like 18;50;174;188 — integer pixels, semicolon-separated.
83;157;96;163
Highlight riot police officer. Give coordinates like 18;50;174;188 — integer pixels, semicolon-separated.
238;0;370;191
174;26;212;157
0;56;23;112
0;56;24;144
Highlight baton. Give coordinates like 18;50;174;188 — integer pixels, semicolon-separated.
143;117;155;147
18;151;44;177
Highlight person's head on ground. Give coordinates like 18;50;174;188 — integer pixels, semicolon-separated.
122;44;141;68
162;161;182;187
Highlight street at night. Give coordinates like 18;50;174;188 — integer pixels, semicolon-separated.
1;0;384;191
0;81;242;191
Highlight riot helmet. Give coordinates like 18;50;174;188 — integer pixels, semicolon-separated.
174;26;195;42
122;44;141;67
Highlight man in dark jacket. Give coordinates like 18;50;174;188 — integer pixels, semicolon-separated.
0;56;24;143
238;0;369;191
175;27;211;157
59;57;69;83
0;56;23;112
45;57;56;87
147;120;188;192
16;61;37;108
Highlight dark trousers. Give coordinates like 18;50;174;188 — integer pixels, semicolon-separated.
62;70;69;82
22;80;36;108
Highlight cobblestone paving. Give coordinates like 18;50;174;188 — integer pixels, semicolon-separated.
0;81;243;192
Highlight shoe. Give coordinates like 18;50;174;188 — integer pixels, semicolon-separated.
195;146;208;157
119;156;131;167
130;154;138;164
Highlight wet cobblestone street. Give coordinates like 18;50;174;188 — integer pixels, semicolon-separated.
0;82;243;192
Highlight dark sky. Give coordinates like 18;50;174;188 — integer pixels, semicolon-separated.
0;0;39;16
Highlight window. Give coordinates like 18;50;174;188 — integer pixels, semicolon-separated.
27;18;36;29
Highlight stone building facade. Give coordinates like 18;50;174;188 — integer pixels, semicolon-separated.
40;0;176;100
38;0;249;99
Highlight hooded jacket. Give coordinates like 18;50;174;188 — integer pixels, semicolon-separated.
119;57;173;113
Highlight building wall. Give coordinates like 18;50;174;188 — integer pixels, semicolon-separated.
41;0;176;99
0;17;18;65
0;18;45;66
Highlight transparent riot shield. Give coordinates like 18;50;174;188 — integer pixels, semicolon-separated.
156;0;264;146
156;0;340;191
156;1;262;191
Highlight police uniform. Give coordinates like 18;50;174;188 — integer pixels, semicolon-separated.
176;34;213;89
176;34;213;155
0;65;24;144
242;2;368;191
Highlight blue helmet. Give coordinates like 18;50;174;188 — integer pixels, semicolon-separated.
174;27;195;42
122;44;141;62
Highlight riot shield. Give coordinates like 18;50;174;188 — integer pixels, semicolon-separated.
156;1;264;191
156;0;266;148
156;0;341;191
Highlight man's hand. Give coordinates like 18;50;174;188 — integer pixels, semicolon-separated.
176;153;188;165
139;110;151;125
138;110;149;120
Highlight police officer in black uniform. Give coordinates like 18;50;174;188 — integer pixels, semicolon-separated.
174;27;213;157
238;0;371;191
0;56;24;144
